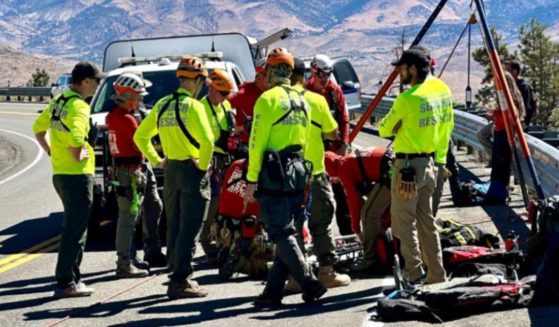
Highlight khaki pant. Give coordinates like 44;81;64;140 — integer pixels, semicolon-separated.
360;183;391;264
390;157;446;283
114;166;163;266
295;173;337;266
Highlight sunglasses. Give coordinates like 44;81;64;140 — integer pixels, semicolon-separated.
219;91;231;97
316;70;331;79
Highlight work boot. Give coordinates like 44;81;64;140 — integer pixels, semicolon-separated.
144;252;167;268
116;263;149;279
167;279;208;299
254;289;283;307
350;259;374;272
132;257;151;271
283;276;302;293
302;279;327;304
317;266;351;288
53;282;94;299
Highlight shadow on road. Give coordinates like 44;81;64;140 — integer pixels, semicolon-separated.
24;294;168;322
0;212;63;254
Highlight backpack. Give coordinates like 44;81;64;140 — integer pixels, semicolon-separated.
375;298;442;323
443;246;523;270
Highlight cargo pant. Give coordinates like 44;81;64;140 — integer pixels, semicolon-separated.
164;159;210;282
360;183;391;265
390;157;446;284
295;173;337;266
52;174;93;287
115;166;163;266
199;154;228;257
259;193;315;295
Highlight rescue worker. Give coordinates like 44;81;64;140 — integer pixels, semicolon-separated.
134;56;214;299
379;48;453;284
289;57;351;290
323;148;392;272
228;59;268;151
306;54;352;236
199;69;235;259
507;59;536;126
105;73;163;278
33;62;106;298
243;48;326;306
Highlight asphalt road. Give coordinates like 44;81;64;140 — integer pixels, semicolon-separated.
0;102;557;327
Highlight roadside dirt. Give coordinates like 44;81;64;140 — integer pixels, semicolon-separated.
0;136;19;177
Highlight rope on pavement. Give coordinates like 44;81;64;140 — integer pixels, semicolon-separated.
44;272;162;327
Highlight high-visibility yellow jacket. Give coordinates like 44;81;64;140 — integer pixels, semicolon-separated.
134;88;214;170
201;96;232;155
379;76;454;164
247;83;312;182
293;84;338;176
32;90;95;175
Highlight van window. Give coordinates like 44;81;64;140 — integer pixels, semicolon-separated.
92;70;217;113
333;59;359;86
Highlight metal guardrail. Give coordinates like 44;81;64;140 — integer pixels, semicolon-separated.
359;94;559;197
0;87;51;101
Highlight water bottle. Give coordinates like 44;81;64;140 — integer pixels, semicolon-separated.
504;230;519;252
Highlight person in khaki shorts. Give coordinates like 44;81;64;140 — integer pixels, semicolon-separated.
379;48;454;284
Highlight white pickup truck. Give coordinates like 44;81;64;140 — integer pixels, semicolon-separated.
90;32;258;128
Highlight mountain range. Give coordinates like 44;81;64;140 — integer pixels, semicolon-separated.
1;0;558;98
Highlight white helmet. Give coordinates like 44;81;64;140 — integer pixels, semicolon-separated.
311;54;334;74
113;73;149;96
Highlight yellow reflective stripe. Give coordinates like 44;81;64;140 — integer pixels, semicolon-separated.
464;226;477;242
454;232;467;245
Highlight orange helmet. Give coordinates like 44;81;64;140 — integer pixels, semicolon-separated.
208;69;234;92
266;48;294;69
177;56;208;79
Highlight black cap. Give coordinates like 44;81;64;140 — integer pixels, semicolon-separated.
293;57;305;76
391;48;430;68
71;61;108;83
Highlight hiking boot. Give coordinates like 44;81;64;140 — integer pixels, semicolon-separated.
167;280;208;299
302;279;327;304
283;276;302;293
350;259;374;272
53;282;94;299
317;266;351;288
254;290;282;307
116;263;149;279
132;257;151;271
144;252;167;268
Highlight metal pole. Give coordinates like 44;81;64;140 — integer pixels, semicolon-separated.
466;19;473;110
474;0;545;200
349;0;450;142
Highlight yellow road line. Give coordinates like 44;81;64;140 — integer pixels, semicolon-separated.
0;242;60;274
0;111;40;116
0;235;60;267
0;221;113;274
